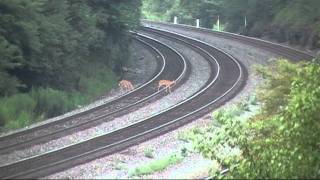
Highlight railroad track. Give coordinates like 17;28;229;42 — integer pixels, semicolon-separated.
2;20;312;179
0;26;245;178
141;22;315;179
142;20;314;61
0;35;187;154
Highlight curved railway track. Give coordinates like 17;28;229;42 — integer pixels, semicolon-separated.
143;20;314;61
0;21;313;179
0;26;245;179
0;36;187;154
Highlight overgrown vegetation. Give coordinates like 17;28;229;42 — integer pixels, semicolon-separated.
0;0;141;130
0;68;117;130
142;0;320;49
183;58;320;178
144;148;155;158
129;153;183;177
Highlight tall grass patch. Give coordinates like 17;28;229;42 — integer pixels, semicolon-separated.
0;93;36;129
31;88;73;118
0;65;117;131
78;69;117;99
129;153;183;177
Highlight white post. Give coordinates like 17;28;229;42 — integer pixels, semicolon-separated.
174;16;178;24
245;16;247;27
217;15;220;31
196;19;200;28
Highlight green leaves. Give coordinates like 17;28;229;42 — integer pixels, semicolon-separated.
0;0;141;129
143;0;320;49
0;0;141;91
188;59;320;178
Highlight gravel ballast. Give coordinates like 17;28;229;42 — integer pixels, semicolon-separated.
44;32;217;179
0;35;211;166
21;23;295;179
76;25;283;179
0;41;157;138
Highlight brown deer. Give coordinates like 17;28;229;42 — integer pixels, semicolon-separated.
119;80;134;92
158;80;176;93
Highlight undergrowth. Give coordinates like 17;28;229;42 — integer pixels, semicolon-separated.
0;66;117;131
128;153;184;177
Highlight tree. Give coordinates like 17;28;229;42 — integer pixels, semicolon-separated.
190;59;320;178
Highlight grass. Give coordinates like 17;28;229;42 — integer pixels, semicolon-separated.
144;148;154;158
128;153;184;177
177;127;203;142
0;65;117;131
213;24;225;31
177;95;261;178
113;160;127;171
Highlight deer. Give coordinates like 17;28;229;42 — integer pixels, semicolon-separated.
158;80;176;93
119;80;134;92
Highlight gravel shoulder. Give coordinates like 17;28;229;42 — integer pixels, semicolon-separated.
1;36;210;165
80;25;276;179
0;41;157;162
45;25;260;178
3;23;312;179
43;24;299;179
44;30;213;179
0;41;156;138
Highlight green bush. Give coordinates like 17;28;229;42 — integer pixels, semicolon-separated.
5;111;33;129
0;72;21;96
254;59;298;116
212;105;242;124
235;58;320;178
0;106;9;127
190;59;320;179
77;64;117;99
31;88;73;118
0;65;117;131
0;93;36;129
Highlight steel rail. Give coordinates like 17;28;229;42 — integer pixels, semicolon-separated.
142;20;315;61
0;31;220;177
0;38;165;142
0;29;241;178
0;35;188;154
142;22;316;179
139;26;244;116
0;32;187;173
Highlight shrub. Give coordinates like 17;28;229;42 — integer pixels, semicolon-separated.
78;65;117;99
254;59;298;116
31;88;73;118
0;93;36;129
0;65;117;131
236;59;320;178
5;111;32;129
191;59;320;179
212;105;242;124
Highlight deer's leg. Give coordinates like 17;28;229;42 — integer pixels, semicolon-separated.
123;84;127;92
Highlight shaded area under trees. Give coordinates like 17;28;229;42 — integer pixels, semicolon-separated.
0;0;141;129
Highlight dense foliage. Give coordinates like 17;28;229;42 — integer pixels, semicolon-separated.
0;0;141;129
184;58;320;178
142;0;320;49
